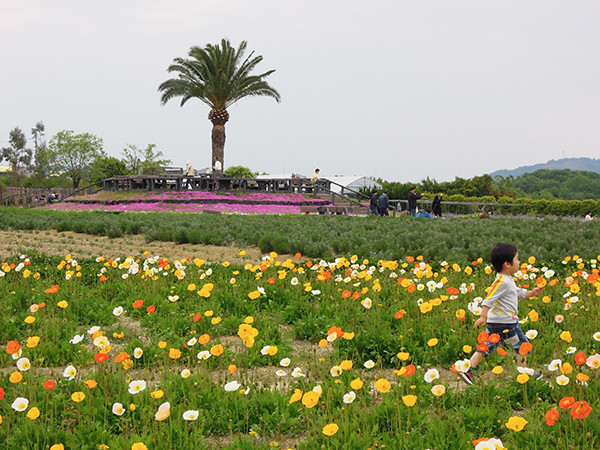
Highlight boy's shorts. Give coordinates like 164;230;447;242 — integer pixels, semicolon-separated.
480;322;529;357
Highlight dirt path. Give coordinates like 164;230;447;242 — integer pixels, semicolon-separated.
0;229;293;264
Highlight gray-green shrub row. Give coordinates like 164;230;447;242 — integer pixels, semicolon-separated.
1;208;598;262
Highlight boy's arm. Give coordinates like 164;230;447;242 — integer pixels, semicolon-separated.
473;305;490;328
525;286;544;298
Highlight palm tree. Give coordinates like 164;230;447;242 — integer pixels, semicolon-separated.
158;39;281;170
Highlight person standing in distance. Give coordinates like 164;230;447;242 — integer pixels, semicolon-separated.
407;186;423;217
378;191;390;216
369;190;379;216
432;194;443;217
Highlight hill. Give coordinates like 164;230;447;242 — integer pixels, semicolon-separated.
490;157;600;178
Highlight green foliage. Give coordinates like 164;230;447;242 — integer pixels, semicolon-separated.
224;165;258;178
121;143;171;175
47;130;104;188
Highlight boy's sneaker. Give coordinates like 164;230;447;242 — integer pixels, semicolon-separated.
459;370;474;385
535;372;543;380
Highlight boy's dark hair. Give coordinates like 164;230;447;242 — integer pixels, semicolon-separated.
409;186;416;191
491;243;518;273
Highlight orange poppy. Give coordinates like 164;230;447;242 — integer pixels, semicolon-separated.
449;363;460;373
268;278;276;284
43;380;56;390
407;284;416;293
6;340;21;355
352;291;361;300
488;333;500;343
132;300;143;309
402;364;416;377
558;397;575;409
193;313;202;322
394;310;404;319
574;352;587;365
115;352;129;363
497;347;508;357
570;401;592;419
545;408;559;425
0;387;4;400
406;256;415;263
446;287;459;295
198;334;210;345
146;305;156;313
519;342;532;355
44;285;59;294
327;326;344;338
99;275;106;282
477;332;489;344
476;344;489;352
341;290;351;299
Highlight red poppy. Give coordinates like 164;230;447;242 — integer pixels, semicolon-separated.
497;347;508;357
43;380;56;390
570;401;592;419
132;300;144;309
477;332;489;344
352;292;361;300
446;287;459;295
341;290;351;299
146;305;156;313
402;364;416;377
193;312;202;322
559;397;575;409
6;340;21;355
0;386;4;400
545;408;559;425
394;310;404;319
519;342;532;355
94;353;109;363
44;285;59;294
488;333;500;343
476;344;489;352
268;278;276;284
574;352;587;365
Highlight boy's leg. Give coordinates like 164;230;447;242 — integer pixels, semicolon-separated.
471;351;485;369
516;354;527;368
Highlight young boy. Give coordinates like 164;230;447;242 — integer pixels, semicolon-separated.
460;243;544;385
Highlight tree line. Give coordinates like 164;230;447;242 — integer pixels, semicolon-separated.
375;170;600;202
1;123;171;189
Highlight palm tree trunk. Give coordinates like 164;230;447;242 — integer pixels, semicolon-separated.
211;124;225;170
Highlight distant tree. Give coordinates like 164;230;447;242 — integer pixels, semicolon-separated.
91;154;129;182
48;130;103;188
122;144;171;175
30;121;52;187
224;165;258;178
1;127;32;184
158;39;280;169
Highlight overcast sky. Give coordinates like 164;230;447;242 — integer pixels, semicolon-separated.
2;1;599;182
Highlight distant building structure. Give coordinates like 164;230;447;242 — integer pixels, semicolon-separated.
323;175;382;195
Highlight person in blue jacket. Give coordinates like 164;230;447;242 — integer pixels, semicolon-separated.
378;191;390;216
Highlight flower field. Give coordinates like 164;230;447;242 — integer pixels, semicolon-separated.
45;191;330;215
1;247;599;449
